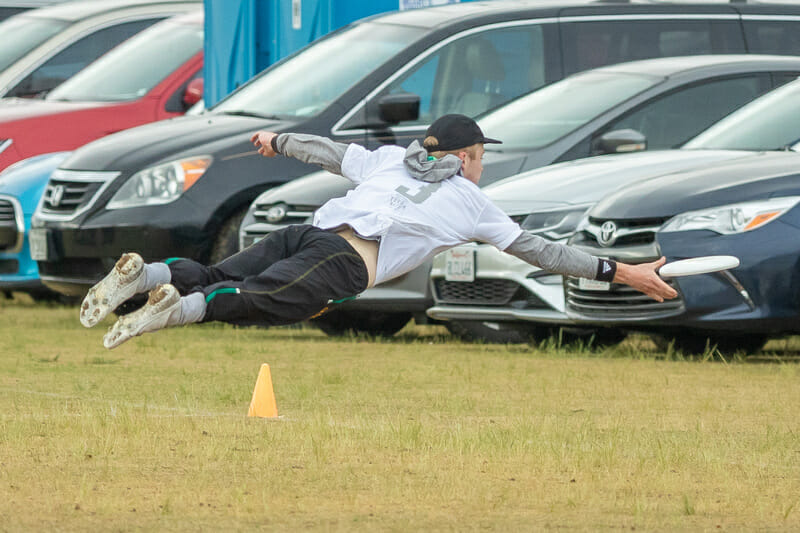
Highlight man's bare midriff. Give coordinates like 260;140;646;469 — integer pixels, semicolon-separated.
336;227;378;288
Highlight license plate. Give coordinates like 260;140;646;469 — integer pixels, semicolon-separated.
578;277;610;291
444;248;475;282
29;228;48;261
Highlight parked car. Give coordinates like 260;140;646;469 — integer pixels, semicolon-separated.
563;145;800;354
0;151;70;298
0;0;199;100
29;0;800;300
427;76;800;343
0;1;70;23
0;10;204;173
241;55;800;336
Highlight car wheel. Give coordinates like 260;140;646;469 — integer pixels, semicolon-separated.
312;309;411;337
444;320;548;344
209;207;248;264
652;332;767;355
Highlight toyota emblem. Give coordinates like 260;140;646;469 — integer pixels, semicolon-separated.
49;184;65;207
598;220;617;247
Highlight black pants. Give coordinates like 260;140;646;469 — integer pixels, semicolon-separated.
166;225;369;326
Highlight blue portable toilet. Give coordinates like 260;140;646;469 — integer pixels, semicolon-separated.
204;0;468;107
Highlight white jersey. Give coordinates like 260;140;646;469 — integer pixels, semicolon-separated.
313;144;522;285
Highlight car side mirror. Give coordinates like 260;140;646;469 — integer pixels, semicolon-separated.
183;78;204;108
593;129;647;155
377;93;420;124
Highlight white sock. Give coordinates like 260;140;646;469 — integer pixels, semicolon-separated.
176;292;206;325
137;262;171;294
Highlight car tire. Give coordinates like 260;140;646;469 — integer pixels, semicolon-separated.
312;309;411;337
557;327;628;348
209;207;248;265
444;320;548;344
652;332;767;355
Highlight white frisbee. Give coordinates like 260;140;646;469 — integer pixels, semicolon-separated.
658;255;740;278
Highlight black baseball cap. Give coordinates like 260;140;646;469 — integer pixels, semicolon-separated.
422;114;502;152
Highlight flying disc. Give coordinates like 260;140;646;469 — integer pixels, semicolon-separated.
658;255;740;278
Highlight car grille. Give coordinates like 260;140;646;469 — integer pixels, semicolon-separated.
0;196;21;252
565;277;684;318
252;203;316;226
434;278;546;308
0;258;18;274
573;216;670;248
37;169;119;220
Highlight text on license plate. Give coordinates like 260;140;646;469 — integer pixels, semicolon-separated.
29;229;48;261
578;278;610;291
444;248;475;282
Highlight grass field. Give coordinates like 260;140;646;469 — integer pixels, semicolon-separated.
1;295;799;531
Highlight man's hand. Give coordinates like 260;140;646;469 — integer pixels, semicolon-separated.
251;131;278;157
613;257;678;302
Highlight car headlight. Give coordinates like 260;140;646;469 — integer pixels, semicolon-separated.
659;196;800;234
107;156;212;210
517;206;591;240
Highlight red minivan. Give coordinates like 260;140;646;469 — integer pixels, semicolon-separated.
0;10;203;172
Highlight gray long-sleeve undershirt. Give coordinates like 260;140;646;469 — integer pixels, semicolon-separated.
274;133;348;174
505;231;599;280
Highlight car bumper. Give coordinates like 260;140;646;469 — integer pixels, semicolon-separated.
427;243;573;324
565;224;800;335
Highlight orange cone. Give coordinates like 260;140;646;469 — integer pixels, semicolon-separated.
247;363;278;418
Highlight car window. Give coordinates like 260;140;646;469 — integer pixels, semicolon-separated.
0;15;68;72
379;24;549;125
685;78;800;151
47;18;203;102
561;20;745;76
477;70;659;151
0;7;28;22
214;22;424;119
6;18;159;98
606;74;771;149
744;21;800;55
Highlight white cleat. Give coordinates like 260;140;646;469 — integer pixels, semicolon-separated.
103;284;181;350
80;253;145;328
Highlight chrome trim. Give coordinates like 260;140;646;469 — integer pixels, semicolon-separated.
583;221;661;246
35;169;120;222
740;15;800;22
718;270;755;310
0;194;25;254
0;139;12;156
426;305;571;324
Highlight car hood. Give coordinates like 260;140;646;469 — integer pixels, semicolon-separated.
253;170;352;206
483;149;752;215
591;151;800;219
0;151;71;210
0;97;111;121
60;113;294;171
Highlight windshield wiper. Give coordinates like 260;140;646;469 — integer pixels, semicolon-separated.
218;110;283;120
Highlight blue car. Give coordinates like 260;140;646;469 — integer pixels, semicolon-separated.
0;151;70;299
566;147;800;354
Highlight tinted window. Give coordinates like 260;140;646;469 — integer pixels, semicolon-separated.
48;19;203;102
607;75;771;149
744;21;800;55
685;78;800;151
379;25;549;125
561;20;745;76
478;71;658;151
214;22;424;119
0;15;68;72
7;18;158;98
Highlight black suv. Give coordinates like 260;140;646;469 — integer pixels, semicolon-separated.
32;0;800;296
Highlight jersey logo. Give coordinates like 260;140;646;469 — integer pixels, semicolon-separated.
395;181;442;204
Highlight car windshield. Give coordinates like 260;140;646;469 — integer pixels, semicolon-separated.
213;22;424;119
477;71;660;151
47;18;203;102
0;15;69;72
684;79;800;151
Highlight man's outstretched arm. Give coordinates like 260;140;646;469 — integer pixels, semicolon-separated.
504;231;677;302
251;131;348;174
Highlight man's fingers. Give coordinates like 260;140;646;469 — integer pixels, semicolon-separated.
251;132;262;145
